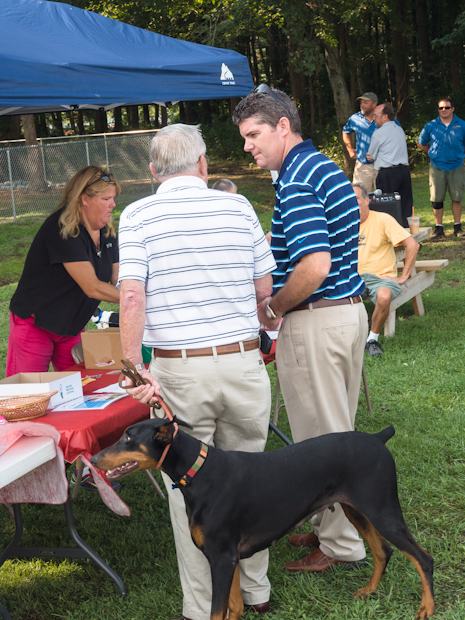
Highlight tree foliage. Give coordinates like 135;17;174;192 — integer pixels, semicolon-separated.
5;0;465;167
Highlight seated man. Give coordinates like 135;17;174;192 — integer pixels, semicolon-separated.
353;183;419;357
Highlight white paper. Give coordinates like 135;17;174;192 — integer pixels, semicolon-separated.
51;393;128;411
93;382;127;394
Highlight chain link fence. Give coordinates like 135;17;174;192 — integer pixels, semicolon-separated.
0;131;160;220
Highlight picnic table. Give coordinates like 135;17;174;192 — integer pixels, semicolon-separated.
384;226;449;336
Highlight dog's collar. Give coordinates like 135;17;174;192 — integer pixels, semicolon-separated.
155;423;178;471
176;442;209;487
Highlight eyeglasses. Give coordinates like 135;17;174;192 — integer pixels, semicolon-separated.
373;113;385;118
438;106;452;110
198;154;210;165
252;83;284;105
86;172;114;188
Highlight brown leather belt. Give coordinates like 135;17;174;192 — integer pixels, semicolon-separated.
287;296;362;314
154;338;260;358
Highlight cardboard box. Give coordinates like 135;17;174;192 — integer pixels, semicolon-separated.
0;372;83;409
81;327;124;370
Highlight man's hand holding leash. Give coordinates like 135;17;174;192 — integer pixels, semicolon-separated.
119;359;161;407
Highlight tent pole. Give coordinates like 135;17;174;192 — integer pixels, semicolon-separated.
7;149;16;221
149;135;154;194
39;138;46;185
104;134;109;171
85;142;90;167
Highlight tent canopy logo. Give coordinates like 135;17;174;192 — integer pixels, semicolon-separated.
220;63;235;85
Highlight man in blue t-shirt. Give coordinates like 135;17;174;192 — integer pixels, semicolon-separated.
233;85;368;575
342;91;378;191
418;97;465;239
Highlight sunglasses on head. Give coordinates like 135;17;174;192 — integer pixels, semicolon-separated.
86;172;114;189
438;106;452;110
252;83;284;105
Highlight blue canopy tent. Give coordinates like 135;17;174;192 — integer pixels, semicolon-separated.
0;0;254;116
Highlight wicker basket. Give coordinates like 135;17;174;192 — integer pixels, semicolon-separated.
0;391;58;422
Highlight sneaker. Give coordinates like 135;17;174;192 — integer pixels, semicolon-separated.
453;224;465;237
430;226;445;241
365;339;384;357
70;469;121;493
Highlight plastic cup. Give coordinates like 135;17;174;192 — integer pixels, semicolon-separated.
407;216;420;234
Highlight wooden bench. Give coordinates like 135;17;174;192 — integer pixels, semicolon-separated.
382;259;449;337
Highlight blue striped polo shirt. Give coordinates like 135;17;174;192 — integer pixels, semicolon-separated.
270;139;365;302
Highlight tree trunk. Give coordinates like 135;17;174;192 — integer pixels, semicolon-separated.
51;112;64;136
143;104;150;128
94;110;103;134
288;38;304;118
68;111;76;134
309;75;316;133
161;106;168;127
323;43;353;174
415;0;432;81
448;0;460;91
154;105;160;129
392;27;410;122
129;106;140;130
114;107;123;132
77;110;85;134
35;114;48;138
250;34;260;83
22;115;47;191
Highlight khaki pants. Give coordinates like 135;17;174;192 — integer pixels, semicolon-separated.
275;302;368;561
150;347;271;620
353;160;378;192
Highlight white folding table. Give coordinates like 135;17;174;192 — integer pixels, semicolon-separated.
0;434;126;619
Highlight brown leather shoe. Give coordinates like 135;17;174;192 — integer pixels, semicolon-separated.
284;548;366;573
287;531;319;549
244;601;270;614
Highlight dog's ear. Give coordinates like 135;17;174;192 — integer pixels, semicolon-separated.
154;421;174;444
172;415;193;430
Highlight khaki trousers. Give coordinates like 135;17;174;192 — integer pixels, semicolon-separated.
275;302;368;561
353;160;378;192
150;347;271;620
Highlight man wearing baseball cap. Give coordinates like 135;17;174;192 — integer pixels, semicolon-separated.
343;92;379;191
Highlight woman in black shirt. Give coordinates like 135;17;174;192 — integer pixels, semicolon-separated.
7;166;121;376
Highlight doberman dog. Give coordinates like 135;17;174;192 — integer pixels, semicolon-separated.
91;418;434;620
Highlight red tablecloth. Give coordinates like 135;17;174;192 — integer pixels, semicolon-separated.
29;363;150;463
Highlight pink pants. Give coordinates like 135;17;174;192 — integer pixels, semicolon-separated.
6;313;84;377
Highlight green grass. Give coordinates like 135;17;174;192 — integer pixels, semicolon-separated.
1;164;465;619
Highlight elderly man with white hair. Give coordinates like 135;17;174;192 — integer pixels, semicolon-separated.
117;123;276;620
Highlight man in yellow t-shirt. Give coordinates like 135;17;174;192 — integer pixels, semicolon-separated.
353;183;419;357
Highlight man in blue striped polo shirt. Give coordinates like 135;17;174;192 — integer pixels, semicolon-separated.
233;85;369;574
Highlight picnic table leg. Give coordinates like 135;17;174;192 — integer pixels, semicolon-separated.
409;267;426;317
384;309;396;337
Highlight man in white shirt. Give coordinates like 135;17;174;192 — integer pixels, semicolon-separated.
118;123;276;620
368;103;413;227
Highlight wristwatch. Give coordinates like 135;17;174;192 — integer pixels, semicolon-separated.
134;363;145;371
265;303;277;320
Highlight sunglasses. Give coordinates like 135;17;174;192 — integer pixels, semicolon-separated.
438;106;452;110
86;172;114;188
252;83;284;105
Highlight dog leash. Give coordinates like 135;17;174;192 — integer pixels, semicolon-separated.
119;358;178;469
118;359;208;480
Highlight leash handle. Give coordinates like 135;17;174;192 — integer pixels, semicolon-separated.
119;358;175;419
